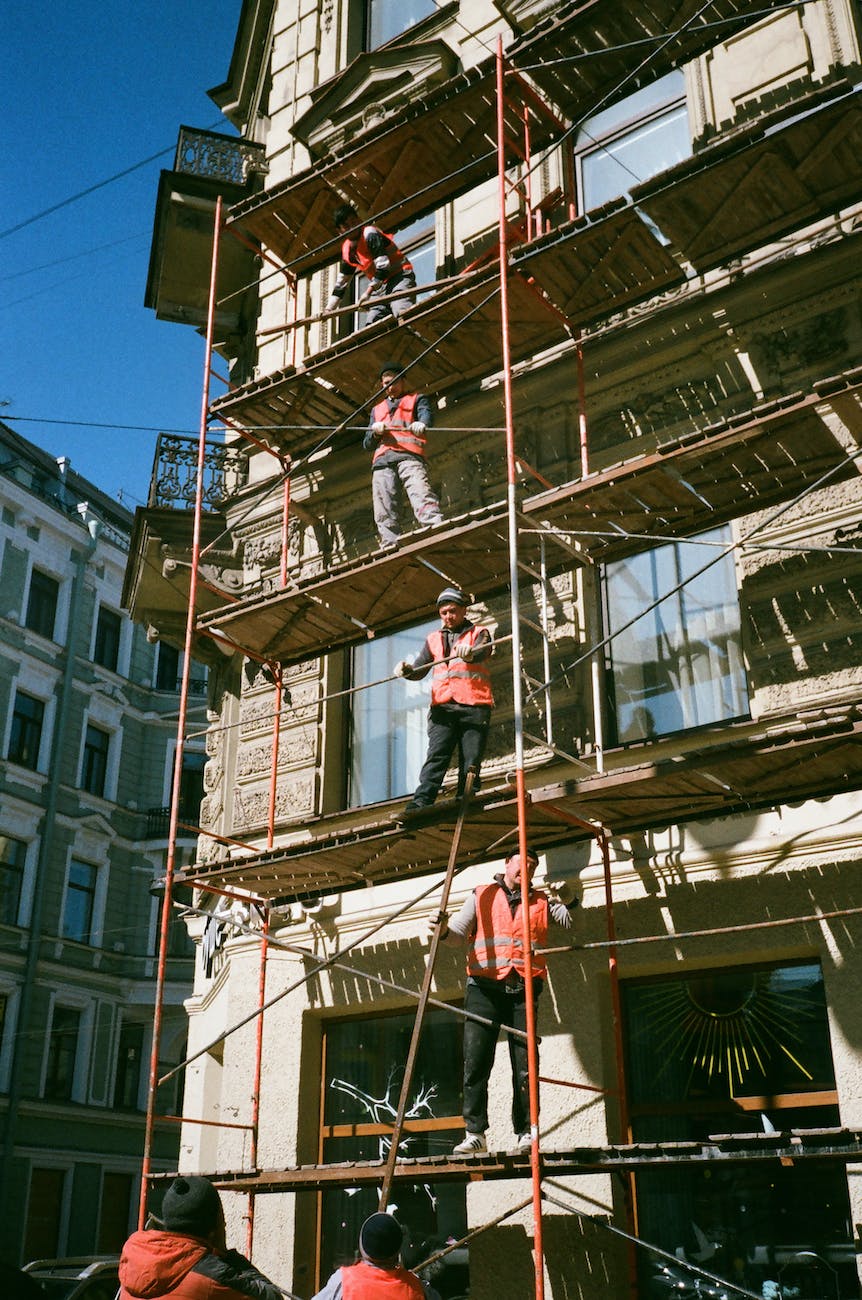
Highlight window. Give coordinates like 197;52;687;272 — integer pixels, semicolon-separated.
94;605;122;671
81;723;110;797
25;568;59;639
114;1020;145;1110
8;690;45;769
98;1171;134;1253
0;835;26;926
603;525;748;744
623;961;859;1299
179;750;206;823
350;618;436;805
62;860;97;944
44;1005;81;1100
366;0;435;49
395;214;436;301
23;1167;65;1260
155;642;180;692
319;1010;467;1293
576;71;691;213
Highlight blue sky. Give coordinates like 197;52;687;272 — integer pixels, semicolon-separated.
1;2;242;508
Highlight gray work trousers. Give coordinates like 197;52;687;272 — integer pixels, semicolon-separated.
365;271;417;323
371;457;443;545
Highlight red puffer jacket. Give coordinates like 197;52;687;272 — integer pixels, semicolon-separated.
119;1230;282;1300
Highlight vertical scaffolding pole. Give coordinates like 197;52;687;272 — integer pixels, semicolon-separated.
138;195;225;1228
496;38;545;1300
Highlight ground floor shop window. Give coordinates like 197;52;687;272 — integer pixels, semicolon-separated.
318;1009;468;1296
623;960;859;1298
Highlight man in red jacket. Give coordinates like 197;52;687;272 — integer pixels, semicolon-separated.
311;1213;440;1300
323;204;417;325
395;587;493;812
364;363;443;546
119;1175;282;1300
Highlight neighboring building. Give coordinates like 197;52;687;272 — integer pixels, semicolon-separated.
0;423;199;1262
128;2;862;1298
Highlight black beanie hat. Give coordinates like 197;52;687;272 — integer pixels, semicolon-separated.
359;1212;403;1262
161;1175;222;1236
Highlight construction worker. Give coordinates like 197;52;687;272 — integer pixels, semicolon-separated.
365;363;444;546
433;848;577;1155
119;1175;283;1300
323;204;417;324
395;588;493;812
311;1212;441;1300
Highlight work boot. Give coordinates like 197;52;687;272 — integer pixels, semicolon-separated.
516;1131;533;1153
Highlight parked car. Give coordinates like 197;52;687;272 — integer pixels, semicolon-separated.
22;1258;120;1300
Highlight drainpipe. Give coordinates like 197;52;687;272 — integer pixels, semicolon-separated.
0;504;100;1245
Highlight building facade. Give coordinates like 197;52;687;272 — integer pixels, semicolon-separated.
0;423;198;1263
129;1;862;1296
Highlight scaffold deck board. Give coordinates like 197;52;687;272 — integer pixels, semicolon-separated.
180;708;862;902
636;85;862;273
509;0;796;118
225;0;793;277
150;1128;862;1193
197;372;862;665
524;374;862;560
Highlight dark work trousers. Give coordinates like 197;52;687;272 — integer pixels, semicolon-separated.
412;702;491;805
462;975;541;1136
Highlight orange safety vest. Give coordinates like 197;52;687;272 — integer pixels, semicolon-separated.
370;394;425;462
466;882;549;981
342;230;413;283
428;625;494;708
340;1261;425;1300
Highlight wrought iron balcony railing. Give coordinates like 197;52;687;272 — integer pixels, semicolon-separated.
148;433;249;509
174;126;267;186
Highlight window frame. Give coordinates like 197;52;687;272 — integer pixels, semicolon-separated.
364;0;438;51
0;834;26;927
24;567;60;640
7;689;46;770
575;70;690;215
80;722;111;798
61;859;98;945
93;604;122;673
601;525;750;746
43;1003;83;1101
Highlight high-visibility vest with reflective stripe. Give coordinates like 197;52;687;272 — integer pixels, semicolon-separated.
466;882;549;980
340;1261;425;1300
371;394;425;461
428;625;494;707
342;230;413;282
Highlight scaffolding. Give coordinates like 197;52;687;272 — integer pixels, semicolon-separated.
133;6;862;1299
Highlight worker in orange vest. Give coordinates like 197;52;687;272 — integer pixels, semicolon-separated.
433;849;577;1155
311;1212;441;1300
395;587;493;811
364;363;444;546
323;203;417;324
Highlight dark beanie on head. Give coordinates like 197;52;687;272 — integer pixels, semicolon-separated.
161;1175;222;1236
359;1212;403;1263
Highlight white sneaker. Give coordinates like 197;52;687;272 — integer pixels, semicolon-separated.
453;1131;487;1155
516;1131;533;1152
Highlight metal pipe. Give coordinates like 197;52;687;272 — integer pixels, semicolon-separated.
496;39;545;1300
138;193;224;1228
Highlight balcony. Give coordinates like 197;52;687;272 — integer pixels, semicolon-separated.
145;126;265;337
122;434;249;659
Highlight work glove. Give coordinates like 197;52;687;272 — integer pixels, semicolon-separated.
546;879;577;907
394;658;414;678
371;420;387;435
409;421;426;434
428;911;449;941
452;638;473;662
323;295;340;315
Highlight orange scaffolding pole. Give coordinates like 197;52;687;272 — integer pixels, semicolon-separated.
496;39;545;1300
138;194;226;1228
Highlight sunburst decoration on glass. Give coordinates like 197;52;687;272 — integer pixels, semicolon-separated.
637;970;817;1097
